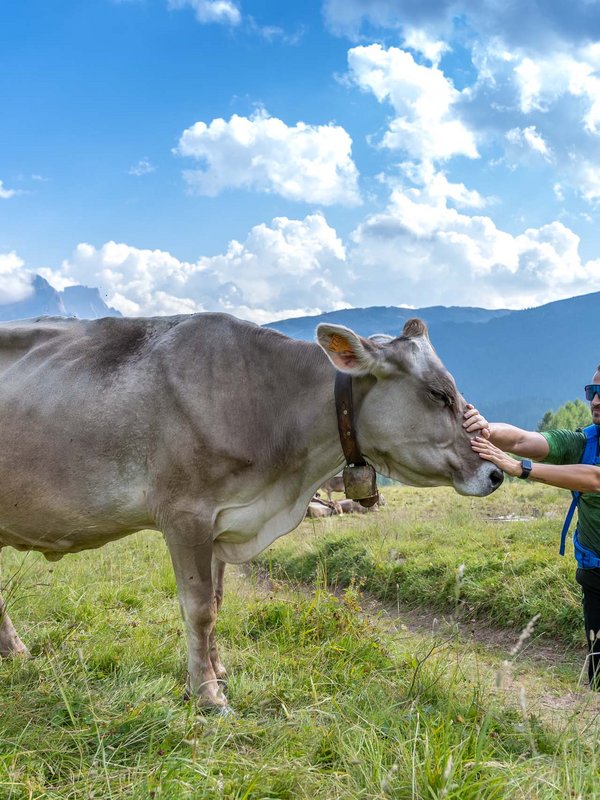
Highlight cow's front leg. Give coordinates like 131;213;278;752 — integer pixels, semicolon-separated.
0;588;28;658
210;556;227;683
164;528;228;710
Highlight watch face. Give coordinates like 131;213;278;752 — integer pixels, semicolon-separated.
520;459;532;478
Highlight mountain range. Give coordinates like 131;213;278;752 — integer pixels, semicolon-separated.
0;275;121;322
1;274;595;429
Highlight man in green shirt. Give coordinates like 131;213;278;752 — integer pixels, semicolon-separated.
464;369;600;687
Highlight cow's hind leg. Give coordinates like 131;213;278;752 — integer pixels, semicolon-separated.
0;560;28;657
164;525;228;710
209;557;227;683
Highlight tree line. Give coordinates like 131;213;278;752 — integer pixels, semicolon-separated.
537;399;591;431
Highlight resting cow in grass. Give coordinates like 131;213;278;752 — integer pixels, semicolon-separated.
0;313;502;710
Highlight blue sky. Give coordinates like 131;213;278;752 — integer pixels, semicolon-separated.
3;0;600;321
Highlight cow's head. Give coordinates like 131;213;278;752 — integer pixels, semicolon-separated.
317;318;503;497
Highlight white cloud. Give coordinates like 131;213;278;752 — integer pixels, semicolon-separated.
573;160;600;202
0;180;18;199
399;161;488;209
347;44;478;162
0;252;34;305
347;184;600;309
512;53;600;131
505;126;552;160
175;110;361;205
41;214;348;322
10;186;600;319
128;158;156;176
403;28;449;67
167;0;241;25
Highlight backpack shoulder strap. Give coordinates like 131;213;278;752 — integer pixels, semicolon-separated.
559;425;599;556
581;424;599;465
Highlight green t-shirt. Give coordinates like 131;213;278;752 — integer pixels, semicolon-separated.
541;428;600;555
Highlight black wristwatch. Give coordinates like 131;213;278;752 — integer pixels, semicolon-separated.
518;459;533;480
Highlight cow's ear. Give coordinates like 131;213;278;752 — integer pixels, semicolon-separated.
316;324;382;375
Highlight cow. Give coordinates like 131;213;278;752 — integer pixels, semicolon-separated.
305;497;342;518
320;475;345;501
338;498;371;514
0;313;502;711
306;495;343;517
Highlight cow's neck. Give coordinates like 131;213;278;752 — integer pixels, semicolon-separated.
274;347;375;494
211;345;376;563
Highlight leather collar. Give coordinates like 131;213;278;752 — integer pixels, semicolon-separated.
334;372;379;507
334;371;366;467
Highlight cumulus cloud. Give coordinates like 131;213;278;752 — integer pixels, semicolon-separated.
174;110;361;205
0;252;34;305
41;214;348;323
347;44;478;162
347;184;600;309
167;0;241;25
9;185;600;319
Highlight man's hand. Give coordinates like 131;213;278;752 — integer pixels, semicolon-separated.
470;435;521;477
463;403;491;439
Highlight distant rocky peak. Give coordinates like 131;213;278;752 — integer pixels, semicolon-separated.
0;274;121;321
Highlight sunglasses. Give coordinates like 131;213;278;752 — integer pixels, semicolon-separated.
585;385;600;401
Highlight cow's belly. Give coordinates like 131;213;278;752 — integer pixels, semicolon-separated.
0;521;151;556
0;473;153;555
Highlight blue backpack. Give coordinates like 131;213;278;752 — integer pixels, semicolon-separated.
560;424;600;568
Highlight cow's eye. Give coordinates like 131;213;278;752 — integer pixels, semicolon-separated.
429;389;453;407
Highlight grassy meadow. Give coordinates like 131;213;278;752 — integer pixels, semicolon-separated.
1;482;600;798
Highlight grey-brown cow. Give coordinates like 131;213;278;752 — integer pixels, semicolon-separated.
320;475;345;501
0;314;502;710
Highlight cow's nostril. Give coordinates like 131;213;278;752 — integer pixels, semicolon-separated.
489;467;504;489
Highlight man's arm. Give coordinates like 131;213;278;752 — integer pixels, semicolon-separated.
471;436;600;492
463;404;550;460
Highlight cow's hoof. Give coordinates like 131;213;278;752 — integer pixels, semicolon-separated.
182;687;231;715
205;704;235;718
195;702;234;718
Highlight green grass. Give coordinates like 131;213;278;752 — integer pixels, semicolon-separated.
1;483;599;798
259;482;583;647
